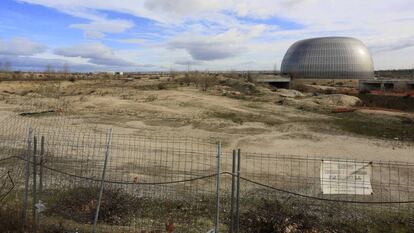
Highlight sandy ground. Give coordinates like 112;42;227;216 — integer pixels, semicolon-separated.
0;78;413;164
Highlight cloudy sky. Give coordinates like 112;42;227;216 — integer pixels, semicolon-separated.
0;0;413;72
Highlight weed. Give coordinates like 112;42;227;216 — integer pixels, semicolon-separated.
0;201;31;233
46;187;140;225
220;78;260;96
210;112;245;124
240;198;318;233
208;111;280;126
357;94;414;112
239;197;414;233
157;82;167;90
144;94;158;102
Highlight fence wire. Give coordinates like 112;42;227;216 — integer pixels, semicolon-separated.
0;100;414;233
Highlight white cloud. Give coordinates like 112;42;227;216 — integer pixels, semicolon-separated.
0;37;46;56
117;38;147;44
168;26;267;61
70;18;134;39
0;54;101;72
54;43;135;67
170;39;244;61
13;0;414;69
17;0;135;38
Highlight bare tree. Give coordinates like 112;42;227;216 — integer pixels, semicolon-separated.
187;62;191;73
63;63;69;73
197;72;217;92
247;71;255;83
4;61;11;72
62;63;70;78
169;65;176;80
45;64;55;78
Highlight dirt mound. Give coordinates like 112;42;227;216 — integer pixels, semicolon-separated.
275;89;304;98
280;94;362;112
309;94;362;107
294;84;337;94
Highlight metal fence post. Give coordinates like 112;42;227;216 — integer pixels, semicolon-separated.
214;141;222;233
32;136;38;233
92;128;113;233
22;127;33;227
235;149;241;233
36;136;44;229
230;150;237;233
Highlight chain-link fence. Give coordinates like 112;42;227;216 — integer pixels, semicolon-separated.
1;102;414;233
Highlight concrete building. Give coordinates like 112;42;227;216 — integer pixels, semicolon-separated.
253;74;291;88
360;79;414;92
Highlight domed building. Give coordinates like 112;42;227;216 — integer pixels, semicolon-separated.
281;37;374;79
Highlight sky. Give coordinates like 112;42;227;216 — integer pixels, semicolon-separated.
0;0;413;72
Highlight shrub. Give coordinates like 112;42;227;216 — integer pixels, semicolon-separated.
239;198;414;233
157;82;167;90
246;72;255;83
197;75;218;92
239;198;319;233
0;203;28;232
144;94;158;102
221;78;260;95
47;187;141;225
210;111;244;124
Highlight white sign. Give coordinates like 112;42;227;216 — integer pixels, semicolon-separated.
320;160;373;195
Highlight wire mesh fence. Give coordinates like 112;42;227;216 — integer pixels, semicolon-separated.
0;103;414;233
233;151;414;233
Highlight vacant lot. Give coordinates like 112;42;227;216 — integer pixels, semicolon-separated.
0;74;413;162
1;74;414;233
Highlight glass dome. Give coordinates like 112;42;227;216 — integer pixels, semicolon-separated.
281;37;374;79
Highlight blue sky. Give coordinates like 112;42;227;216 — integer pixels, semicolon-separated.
0;0;413;71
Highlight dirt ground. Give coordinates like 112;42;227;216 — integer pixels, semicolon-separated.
0;75;413;163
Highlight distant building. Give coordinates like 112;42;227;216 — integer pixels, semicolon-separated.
281;37;374;80
106;71;124;76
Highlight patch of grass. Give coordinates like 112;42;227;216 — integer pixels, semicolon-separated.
157;82;167;90
357;94;414;112
208;111;281;126
220;78;261;96
331;112;414;142
0;202;29;233
239;197;414;233
46;187;139;225
2;187;413;233
42;186;217;233
144;94;158;102
244;102;263;109
210;112;245;124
